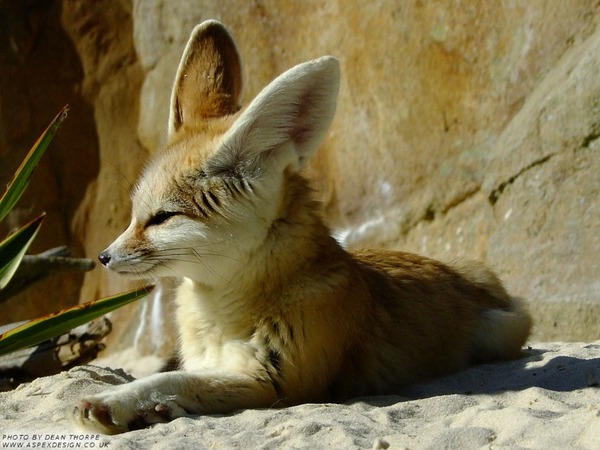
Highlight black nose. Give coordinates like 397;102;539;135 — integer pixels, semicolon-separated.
98;251;111;266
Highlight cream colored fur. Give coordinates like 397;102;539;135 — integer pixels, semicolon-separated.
74;20;532;434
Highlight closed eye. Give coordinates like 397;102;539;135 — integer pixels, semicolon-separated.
146;210;179;227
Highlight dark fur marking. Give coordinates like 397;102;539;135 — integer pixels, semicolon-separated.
200;191;215;212
222;179;237;198
267;347;285;399
207;190;221;207
270;319;280;338
160;355;181;372
191;196;209;218
268;347;282;375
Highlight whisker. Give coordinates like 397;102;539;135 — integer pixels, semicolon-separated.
146;250;243;264
134;174;161;218
100;156;137;194
123;246;241;282
193;250;226;281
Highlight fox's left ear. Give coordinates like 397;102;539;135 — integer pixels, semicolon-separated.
168;20;243;135
207;56;340;177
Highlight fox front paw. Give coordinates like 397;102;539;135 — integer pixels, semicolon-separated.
73;388;188;434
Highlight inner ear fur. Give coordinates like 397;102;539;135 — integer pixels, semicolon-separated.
206;56;340;178
169;20;243;135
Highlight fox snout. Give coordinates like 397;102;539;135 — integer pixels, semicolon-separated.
98;251;112;267
97;246;139;276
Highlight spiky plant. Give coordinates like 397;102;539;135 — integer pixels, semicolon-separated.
0;106;152;357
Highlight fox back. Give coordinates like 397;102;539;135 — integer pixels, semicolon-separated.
83;20;532;434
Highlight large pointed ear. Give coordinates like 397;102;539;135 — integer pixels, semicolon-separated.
206;56;340;177
168;20;243;135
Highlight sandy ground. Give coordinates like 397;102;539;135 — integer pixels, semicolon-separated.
1;341;599;449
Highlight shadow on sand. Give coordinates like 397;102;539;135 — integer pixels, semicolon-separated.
354;343;600;406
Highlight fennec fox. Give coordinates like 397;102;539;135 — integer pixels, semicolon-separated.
74;20;531;434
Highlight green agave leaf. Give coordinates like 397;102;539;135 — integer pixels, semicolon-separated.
0;213;45;289
0;285;154;356
0;105;68;223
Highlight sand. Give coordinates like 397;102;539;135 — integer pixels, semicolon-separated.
1;341;599;449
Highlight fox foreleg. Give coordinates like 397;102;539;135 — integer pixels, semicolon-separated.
73;370;278;434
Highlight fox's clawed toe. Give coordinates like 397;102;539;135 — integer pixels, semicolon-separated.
73;389;189;434
125;402;182;431
74;399;126;434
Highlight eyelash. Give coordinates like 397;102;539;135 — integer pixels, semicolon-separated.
147;210;179;227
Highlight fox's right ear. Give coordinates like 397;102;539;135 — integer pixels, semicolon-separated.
168;20;243;135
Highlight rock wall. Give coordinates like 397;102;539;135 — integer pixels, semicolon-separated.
1;0;598;350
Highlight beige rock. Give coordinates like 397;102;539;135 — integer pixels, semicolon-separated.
482;25;600;340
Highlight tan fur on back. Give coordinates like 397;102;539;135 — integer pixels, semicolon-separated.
74;20;532;434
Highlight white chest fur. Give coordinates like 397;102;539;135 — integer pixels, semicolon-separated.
175;278;266;375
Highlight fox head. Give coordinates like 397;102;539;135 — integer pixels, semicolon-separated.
98;20;340;288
